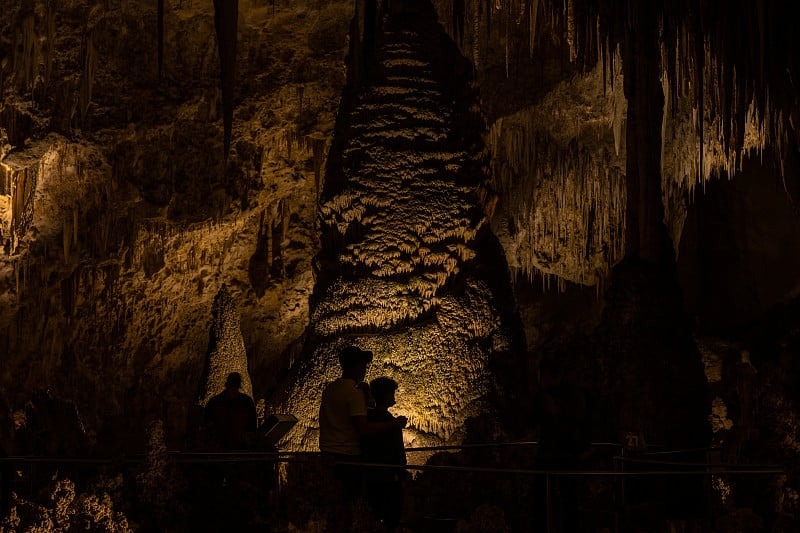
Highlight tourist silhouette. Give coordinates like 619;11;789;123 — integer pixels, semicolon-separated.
319;346;407;506
362;376;407;531
204;372;257;450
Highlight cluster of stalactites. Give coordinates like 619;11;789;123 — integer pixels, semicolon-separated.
432;0;618;76
487;52;627;287
490;122;626;287
433;0;796;174
659;12;796;253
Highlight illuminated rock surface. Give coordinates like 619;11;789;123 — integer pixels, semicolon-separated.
197;284;253;405
0;0;799;529
275;2;522;451
0;0;352;448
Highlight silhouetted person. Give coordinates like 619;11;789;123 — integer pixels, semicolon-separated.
204;372;257;450
319;346;407;505
362;377;407;531
533;358;591;532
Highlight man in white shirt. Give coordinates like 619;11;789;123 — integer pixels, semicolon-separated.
319;345;407;503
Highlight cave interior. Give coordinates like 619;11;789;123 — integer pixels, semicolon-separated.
1;0;800;531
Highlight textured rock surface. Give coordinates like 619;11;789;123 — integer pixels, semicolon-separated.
0;0;352;448
197;284;253;404
0;6;798;524
274;1;523;451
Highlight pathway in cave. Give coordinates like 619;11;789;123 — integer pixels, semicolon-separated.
275;1;525;450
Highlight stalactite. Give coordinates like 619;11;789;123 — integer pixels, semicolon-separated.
157;0;164;79
213;0;239;161
308;135;327;200
529;0;539;56
79;32;96;125
566;0;576;62
72;206;79;251
13;10;39;93
472;0;481;68
487;56;626;286
504;5;509;78
63;217;71;263
44;2;55;92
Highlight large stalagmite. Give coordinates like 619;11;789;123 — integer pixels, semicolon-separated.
274;2;522;451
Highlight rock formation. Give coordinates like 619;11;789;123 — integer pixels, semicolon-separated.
198;284;253;404
274;0;524;451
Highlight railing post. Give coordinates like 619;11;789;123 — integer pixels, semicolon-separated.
620;446;626;505
546;471;553;533
618;445;625;533
612;452;619;533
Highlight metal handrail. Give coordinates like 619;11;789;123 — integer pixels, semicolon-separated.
404;441;635;452
334;460;785;477
614;455;782;470
0;440;780;473
1;447;785;533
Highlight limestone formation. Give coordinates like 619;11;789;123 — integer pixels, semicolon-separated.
275;2;521;451
198;284;253;404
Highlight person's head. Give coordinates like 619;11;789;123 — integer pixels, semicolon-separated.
225;372;242;392
369;377;398;409
338;345;373;381
538;358;562;391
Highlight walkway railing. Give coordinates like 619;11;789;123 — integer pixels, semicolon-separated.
0;441;786;532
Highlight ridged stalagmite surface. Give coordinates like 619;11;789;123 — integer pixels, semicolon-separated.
276;4;518;451
198;284;253;404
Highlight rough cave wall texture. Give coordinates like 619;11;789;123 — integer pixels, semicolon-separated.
0;0;354;450
1;0;800;513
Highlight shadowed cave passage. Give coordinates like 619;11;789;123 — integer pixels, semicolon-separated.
277;0;526;450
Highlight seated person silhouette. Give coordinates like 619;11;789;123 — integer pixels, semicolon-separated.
362;377;407;531
204;372;257;450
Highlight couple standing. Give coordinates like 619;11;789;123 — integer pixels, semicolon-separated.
319;345;408;530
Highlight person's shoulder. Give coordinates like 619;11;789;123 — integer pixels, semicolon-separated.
237;392;256;405
324;377;345;388
329;378;360;394
206;392;224;406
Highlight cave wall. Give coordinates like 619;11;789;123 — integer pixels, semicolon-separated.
0;0;354;450
427;0;800;483
0;0;798;503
